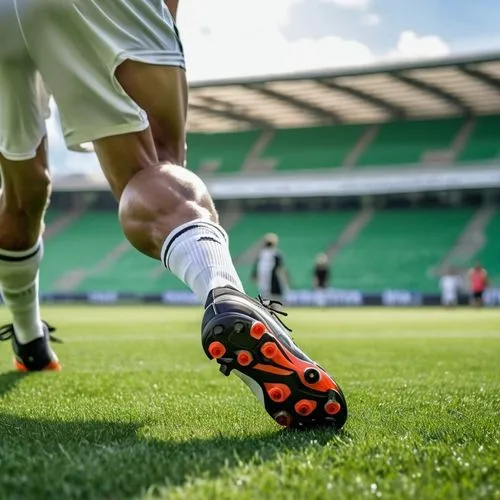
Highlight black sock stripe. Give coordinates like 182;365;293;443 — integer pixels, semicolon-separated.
163;222;226;270
0;244;41;263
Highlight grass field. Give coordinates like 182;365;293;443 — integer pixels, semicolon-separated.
0;306;498;500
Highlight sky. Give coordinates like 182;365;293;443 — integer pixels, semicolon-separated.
48;0;500;175
178;0;500;81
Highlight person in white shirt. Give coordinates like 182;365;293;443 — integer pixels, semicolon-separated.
439;268;462;307
251;233;289;302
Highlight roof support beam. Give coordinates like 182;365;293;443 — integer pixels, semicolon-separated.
244;83;341;123
459;65;500;93
189;102;272;129
317;79;406;118
391;72;472;115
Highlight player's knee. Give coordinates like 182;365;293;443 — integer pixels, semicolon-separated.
0;165;50;248
19;170;51;217
1;167;51;218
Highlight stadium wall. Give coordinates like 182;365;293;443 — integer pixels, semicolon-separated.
18;288;500;307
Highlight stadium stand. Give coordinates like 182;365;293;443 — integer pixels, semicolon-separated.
40;53;500;300
41;210;182;294
39;206;500;295
356;118;463;167
184;116;476;174
40;210;355;294
183;114;500;173
78;245;175;294
40;212;124;292
260;124;365;170
228;211;355;292
470;209;500;273
457;115;500;162
331;208;475;292
187;130;260;173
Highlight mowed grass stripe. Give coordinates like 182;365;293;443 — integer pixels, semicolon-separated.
0;306;498;499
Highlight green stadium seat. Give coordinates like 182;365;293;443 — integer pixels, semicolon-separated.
39;207;498;295
77;247;169;294
467;210;500;283
186;130;260;173
332;208;474;292
357;118;463;167
40;212;124;292
261;125;365;170
458;115;500;162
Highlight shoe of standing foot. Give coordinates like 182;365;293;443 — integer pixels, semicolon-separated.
202;286;347;430
0;321;62;372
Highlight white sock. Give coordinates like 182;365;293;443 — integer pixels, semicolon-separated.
0;240;44;344
162;219;244;303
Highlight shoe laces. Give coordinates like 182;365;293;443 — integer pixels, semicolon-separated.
257;295;292;333
0;321;63;343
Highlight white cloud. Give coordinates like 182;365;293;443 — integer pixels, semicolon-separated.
391;31;450;59
363;13;381;26
179;0;373;81
319;0;371;10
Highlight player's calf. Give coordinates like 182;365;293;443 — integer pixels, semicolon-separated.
0;143;52;350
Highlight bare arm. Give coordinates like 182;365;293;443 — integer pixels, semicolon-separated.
165;0;179;21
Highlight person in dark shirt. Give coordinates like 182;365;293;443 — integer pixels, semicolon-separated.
313;253;330;306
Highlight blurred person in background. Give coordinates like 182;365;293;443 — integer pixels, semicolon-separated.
468;262;489;307
313;253;330;307
439;267;462;308
251;233;289;303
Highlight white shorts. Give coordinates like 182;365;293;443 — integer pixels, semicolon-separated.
0;0;185;160
314;288;327;307
441;292;458;305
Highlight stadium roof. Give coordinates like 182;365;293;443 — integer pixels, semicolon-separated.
187;52;500;132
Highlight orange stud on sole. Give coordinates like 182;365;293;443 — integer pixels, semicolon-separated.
325;401;342;415
208;341;226;359
236;350;253;366
269;387;283;401
44;361;62;372
261;342;278;359
264;383;292;403
250;321;266;339
14;359;61;372
14;360;28;372
295;399;317;416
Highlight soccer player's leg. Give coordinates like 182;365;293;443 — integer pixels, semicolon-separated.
92;61;347;430
92;61;244;302
0;64;60;372
29;2;346;428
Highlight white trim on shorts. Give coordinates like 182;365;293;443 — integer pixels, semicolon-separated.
0;134;46;161
65;121;150;150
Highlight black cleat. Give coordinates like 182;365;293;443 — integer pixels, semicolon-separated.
202;286;347;430
0;321;62;372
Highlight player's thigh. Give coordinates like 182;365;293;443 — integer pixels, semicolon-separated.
0;61;49;218
93;62;188;198
20;1;186;198
115;60;188;166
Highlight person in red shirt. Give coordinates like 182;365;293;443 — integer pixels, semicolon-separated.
468;262;489;307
